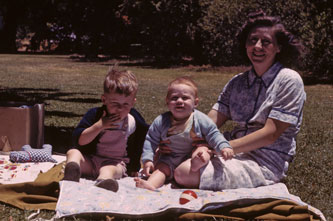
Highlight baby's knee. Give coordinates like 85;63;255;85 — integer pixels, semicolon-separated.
156;162;171;177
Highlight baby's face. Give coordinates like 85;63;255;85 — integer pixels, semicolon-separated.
166;83;198;121
102;92;136;121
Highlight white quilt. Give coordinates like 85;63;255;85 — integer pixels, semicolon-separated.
55;177;326;220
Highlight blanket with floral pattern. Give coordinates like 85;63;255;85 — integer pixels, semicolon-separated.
55;177;326;220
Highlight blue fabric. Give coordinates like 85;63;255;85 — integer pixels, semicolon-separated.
141;109;230;164
9;144;57;163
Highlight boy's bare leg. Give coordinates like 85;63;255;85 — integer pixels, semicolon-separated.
63;149;86;182
190;147;211;172
98;164;124;180
95;164;124;192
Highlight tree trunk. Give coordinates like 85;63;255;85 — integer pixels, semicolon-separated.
0;1;18;53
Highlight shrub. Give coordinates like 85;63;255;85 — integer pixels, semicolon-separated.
197;0;332;80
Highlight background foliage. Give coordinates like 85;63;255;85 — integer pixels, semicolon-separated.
0;0;331;80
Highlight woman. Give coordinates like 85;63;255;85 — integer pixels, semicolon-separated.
173;11;306;190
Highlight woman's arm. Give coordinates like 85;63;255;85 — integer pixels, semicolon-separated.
230;118;290;154
207;109;229;128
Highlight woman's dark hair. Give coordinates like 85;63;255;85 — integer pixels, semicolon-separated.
237;10;304;67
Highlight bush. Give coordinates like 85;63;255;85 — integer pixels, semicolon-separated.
196;0;332;80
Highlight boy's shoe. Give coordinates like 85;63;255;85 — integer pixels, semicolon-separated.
95;179;119;192
63;162;81;182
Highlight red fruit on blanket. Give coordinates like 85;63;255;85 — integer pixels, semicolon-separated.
179;190;198;205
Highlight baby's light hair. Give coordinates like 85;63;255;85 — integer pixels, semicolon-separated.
167;76;198;98
103;66;138;96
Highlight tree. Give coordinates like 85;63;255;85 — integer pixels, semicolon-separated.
0;0;25;53
121;0;204;63
196;0;332;81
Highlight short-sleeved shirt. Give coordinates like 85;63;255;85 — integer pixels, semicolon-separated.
212;62;306;179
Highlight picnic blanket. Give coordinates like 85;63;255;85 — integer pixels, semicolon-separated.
0;154;327;220
0;154;65;210
0;154;65;184
56;177;326;220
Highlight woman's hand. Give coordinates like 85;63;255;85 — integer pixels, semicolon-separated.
157;139;172;154
191;136;209;149
153;139;171;164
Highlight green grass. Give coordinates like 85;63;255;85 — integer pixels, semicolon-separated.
0;54;332;220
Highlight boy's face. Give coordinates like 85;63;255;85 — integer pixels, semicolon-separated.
101;91;136;121
166;83;198;121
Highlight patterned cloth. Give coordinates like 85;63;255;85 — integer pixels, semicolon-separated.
55;177;326;221
9;144;57;163
0;154;65;184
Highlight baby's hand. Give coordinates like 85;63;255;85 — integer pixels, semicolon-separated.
221;147;234;160
143;161;154;177
101;111;121;129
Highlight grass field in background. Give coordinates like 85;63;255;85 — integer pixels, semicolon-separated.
0;54;332;220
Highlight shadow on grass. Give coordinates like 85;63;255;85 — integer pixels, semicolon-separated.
44;126;73;154
0;87;98;103
69;54;199;69
69;55;333;84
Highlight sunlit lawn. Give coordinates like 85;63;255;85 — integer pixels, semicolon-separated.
0;54;331;220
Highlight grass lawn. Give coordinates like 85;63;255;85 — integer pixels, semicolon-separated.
0;54;332;220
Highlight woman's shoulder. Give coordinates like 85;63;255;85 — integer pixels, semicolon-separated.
277;68;304;85
231;70;250;80
223;70;250;88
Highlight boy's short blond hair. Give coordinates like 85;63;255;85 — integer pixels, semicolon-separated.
167;76;198;98
104;68;138;96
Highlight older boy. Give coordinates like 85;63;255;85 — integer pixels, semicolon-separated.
63;68;139;192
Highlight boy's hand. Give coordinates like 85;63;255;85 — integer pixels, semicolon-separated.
100;110;121;129
221;147;234;160
143;161;154;176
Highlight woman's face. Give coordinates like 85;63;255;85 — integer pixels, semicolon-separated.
246;26;280;74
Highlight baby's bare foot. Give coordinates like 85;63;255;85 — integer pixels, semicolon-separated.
134;177;156;191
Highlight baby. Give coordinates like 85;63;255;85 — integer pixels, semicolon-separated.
135;76;233;190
